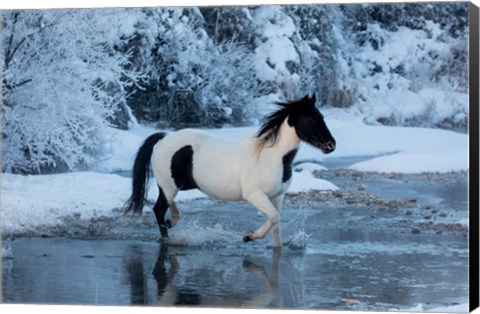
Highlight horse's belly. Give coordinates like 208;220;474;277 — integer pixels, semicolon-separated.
200;182;243;201
193;166;243;201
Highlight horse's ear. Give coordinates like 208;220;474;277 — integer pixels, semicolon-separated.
310;93;317;106
298;94;311;107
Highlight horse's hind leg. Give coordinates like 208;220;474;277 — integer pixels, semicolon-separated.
169;202;181;228
153;186;178;239
153;187;170;239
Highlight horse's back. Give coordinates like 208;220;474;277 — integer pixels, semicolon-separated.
151;128;248;200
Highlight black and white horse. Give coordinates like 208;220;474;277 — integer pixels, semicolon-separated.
125;94;336;247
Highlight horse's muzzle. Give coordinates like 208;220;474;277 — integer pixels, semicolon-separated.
320;141;336;154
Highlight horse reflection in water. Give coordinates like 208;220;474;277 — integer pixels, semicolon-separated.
153;245;282;308
124;244;283;307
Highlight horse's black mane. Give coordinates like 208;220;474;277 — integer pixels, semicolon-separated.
256;98;305;147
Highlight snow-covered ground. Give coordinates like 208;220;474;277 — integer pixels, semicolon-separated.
1;117;468;235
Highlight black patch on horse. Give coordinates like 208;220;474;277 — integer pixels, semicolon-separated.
282;148;298;182
171;145;198;191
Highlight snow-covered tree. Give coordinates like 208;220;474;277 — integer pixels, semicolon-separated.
1;9;144;173
200;6;258;49
125;8;258;127
251;5;300;99
286;4;357;107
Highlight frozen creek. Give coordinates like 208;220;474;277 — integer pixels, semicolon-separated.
1;170;469;311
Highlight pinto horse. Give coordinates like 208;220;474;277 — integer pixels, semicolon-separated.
124;94;336;247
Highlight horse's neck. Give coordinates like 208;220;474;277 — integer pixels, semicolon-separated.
279;119;300;151
262;119;300;156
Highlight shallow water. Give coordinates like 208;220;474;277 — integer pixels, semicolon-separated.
1;171;469;310
2;234;467;310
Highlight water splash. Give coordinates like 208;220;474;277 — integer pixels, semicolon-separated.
166;219;239;247
283;206;311;250
2;238;13;258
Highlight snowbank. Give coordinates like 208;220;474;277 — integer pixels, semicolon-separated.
289;169;338;194
311;117;467;173
0;170;219;235
1;172;128;234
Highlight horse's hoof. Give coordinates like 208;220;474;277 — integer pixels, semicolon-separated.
243;231;255;243
157;237;169;243
160;225;169;238
242;259;263;272
242;260;255;268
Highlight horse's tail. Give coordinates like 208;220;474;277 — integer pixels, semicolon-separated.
124;132;167;215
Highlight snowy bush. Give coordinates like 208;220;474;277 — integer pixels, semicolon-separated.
1;9;143;173
341;2;468;129
124;8;258;127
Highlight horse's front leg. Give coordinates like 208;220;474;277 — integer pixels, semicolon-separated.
243;191;281;247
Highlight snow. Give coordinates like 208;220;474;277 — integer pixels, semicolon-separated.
322;117;468;174
294;162;328;172
1;172;129;234
100;124;158;172
0;170;209;234
1;118;468;234
253;6;299;83
354;21;468;129
289;169;338;194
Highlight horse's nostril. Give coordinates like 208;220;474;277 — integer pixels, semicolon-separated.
326;141;335;152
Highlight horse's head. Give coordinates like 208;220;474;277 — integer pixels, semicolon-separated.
256;94;336;154
287;94;336;154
